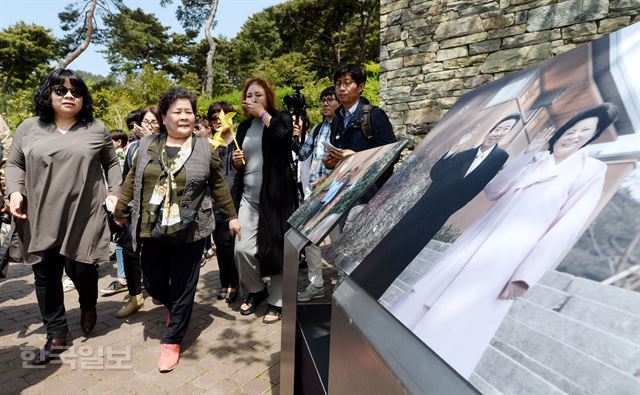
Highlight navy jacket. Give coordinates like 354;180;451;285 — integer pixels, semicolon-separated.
329;98;396;152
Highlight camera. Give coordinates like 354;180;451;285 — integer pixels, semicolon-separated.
284;86;311;204
284;86;307;116
284;86;310;142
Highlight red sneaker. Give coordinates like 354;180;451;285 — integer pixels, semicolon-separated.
157;343;180;372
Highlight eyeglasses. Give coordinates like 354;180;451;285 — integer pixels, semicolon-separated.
141;120;159;126
52;85;83;98
335;79;354;88
321;97;336;104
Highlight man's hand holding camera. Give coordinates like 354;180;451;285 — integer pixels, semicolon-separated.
292;116;304;142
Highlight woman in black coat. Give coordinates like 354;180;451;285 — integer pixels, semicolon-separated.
232;77;298;323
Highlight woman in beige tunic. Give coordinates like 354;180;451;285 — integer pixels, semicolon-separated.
6;69;121;364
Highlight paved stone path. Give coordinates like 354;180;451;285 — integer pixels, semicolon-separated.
0;256;281;394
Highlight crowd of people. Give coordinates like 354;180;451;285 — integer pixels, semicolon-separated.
2;55;617;381
3;63;397;373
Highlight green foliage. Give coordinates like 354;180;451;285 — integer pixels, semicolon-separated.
91;65;175;130
76;70;107;85
0;22;56;93
0;89;34;130
0;1;383;133
226;9;283;87
174;0;214;33
100;7;190;76
362;62;380;106
249;52;317;87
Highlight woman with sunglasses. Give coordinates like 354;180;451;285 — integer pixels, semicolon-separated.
6;69;121;364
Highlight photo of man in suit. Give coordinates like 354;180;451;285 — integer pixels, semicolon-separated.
353;114;520;298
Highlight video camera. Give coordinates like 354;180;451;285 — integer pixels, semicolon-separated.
284;86;310;143
284;86;311;204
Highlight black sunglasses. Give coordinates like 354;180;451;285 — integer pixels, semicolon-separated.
52;85;83;98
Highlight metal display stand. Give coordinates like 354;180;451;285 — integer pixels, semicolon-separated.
328;277;478;395
278;140;478;394
280;142;408;394
280;227;311;394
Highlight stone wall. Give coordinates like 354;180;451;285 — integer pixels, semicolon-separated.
379;0;639;148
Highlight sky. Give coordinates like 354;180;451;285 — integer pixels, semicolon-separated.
0;0;286;76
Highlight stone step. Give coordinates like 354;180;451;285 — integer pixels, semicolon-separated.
502;298;640;377
523;283;640;343
488;338;588;395
473;343;566;395
489;314;640;395
540;270;640;314
469;372;503;395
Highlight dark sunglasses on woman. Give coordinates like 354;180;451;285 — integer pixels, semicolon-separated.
52;85;83;98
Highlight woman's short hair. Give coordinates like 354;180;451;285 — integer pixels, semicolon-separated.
333;64;366;86
126;108;144;132
110;130;128;146
241;77;277;115
207;101;236;122
157;87;196;134
548;103;619;153
142;106;161;125
34;68;94;124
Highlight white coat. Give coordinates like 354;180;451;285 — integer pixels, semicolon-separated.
391;149;606;379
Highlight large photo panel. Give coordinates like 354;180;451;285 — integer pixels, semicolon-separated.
331;24;640;393
288;141;406;244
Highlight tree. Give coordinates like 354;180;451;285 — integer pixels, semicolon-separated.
0;23;56;93
222;0;380;86
249;52;316;87
173;0;221;96
57;0;124;69
227;9;283;86
275;0;380;77
100;7;177;75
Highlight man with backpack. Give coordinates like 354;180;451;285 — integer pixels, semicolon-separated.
293;86;341;301
323;63;396;170
323;63;397;228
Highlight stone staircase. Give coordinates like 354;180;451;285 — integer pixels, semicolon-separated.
379;240;640;395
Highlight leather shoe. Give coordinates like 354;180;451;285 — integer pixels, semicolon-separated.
116;294;144;318
80;308;97;335
32;336;68;365
157;343;180;372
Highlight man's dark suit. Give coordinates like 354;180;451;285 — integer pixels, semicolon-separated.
352;145;509;298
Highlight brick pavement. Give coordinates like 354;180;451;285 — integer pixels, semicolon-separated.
0;255;281;394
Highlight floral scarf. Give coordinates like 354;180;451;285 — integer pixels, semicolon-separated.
148;135;194;236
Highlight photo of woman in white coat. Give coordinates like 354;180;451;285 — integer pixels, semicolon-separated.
390;103;619;379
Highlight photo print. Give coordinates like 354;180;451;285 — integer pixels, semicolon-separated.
330;24;640;394
288;140;406;244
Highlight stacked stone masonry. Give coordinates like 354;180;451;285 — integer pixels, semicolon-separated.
379;0;640;148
